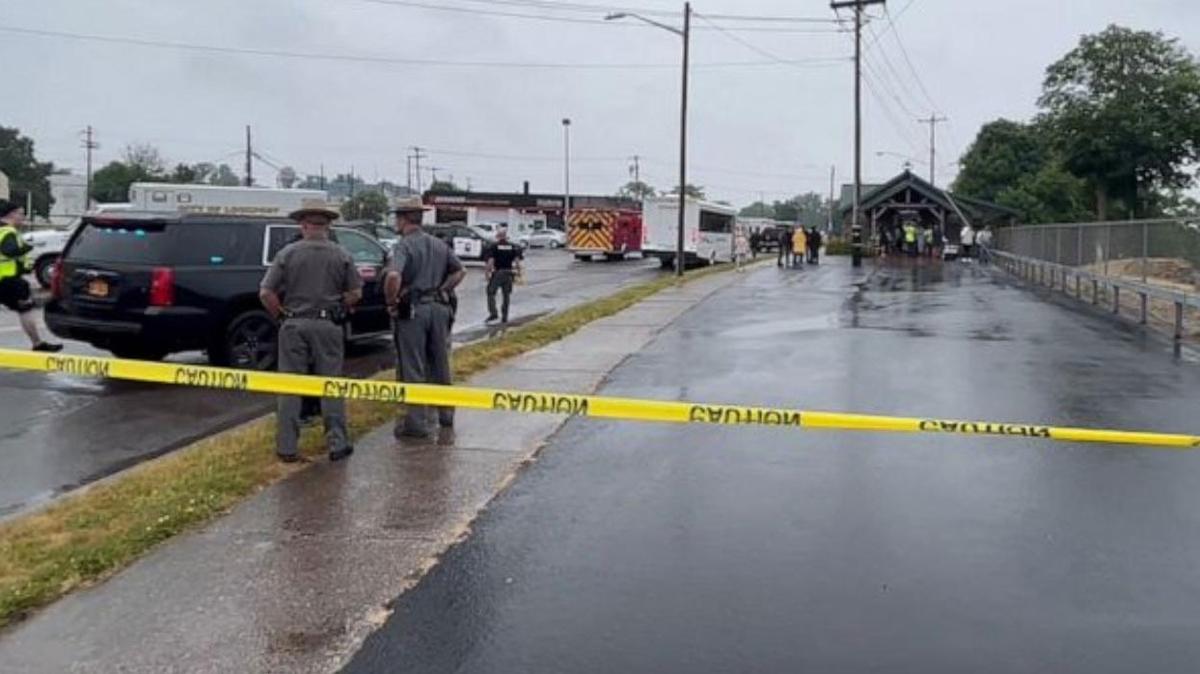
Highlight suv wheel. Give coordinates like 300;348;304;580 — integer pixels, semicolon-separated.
34;255;58;289
222;310;277;370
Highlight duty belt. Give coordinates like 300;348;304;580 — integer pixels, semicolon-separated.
412;288;448;304
283;308;339;321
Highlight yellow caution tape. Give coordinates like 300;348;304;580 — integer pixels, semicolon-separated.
0;348;1196;449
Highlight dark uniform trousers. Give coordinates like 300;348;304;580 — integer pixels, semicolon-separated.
395;301;454;434
487;270;515;321
277;318;350;456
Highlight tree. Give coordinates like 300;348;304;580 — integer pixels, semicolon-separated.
617;180;656;200
994;163;1092;224
169;163;197;184
429;179;460;192
123;143;166;176
341;190;389;222
1039;25;1200;219
210;164;241;186
92;160;160;203
0;126;55;216
665;184;705;199
277;166;298;189
953;120;1051;204
739;201;772;218
297;174;325;190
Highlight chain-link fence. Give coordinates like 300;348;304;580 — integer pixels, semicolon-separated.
993;218;1200;291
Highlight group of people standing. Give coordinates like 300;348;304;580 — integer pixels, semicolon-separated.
773;226;823;268
878;222;993;262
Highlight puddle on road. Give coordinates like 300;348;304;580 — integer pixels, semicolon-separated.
721;313;841;339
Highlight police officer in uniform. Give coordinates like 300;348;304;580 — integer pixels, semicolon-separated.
484;227;522;324
385;198;466;439
259;200;362;463
0;200;61;352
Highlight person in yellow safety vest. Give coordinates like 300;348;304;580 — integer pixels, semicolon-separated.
903;222;918;257
0;200;62;352
791;226;807;268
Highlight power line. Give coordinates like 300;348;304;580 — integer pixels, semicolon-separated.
864;0;918;49
415;0;841;23
0;24;854;70
693;11;808;66
860;58;924;150
350;0;848;33
861;43;922;118
0;24;851;70
882;5;938;112
861;70;925;157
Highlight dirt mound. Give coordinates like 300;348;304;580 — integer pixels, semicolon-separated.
1084;257;1197;288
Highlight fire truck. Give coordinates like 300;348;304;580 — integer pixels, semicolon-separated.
567;209;643;261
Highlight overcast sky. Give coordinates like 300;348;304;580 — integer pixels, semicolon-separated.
3;0;1198;206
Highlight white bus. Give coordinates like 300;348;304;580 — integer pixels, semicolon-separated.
127;183;328;218
641;196;737;268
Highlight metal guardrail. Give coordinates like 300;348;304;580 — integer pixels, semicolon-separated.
991;249;1199;344
994;218;1200;291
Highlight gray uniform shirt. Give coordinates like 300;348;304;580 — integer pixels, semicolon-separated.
390;229;463;292
261;238;363;315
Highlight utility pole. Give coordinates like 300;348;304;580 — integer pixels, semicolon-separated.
676;1;690;278
828;164;836;233
562;118;572;231
629;154;640;184
410;146;427;194
918;114;948;186
406;154;413;193
244;125;253;187
831;0;885;268
81;125;98;212
349;165;355;199
319;163;326;191
604;3;689;277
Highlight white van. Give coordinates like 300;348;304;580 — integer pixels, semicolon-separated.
641;196;737;268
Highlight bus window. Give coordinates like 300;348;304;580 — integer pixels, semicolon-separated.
700;211;733;233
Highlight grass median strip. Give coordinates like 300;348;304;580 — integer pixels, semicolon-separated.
0;261;740;628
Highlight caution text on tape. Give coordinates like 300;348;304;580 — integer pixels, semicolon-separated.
5;349;1197;449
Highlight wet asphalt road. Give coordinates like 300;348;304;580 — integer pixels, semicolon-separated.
0;252;661;518
344;259;1200;674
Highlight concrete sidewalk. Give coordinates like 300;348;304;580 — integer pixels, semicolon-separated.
0;266;752;673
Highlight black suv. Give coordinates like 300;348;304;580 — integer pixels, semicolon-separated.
45;213;392;369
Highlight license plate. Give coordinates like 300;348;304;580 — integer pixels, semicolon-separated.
86;278;109;297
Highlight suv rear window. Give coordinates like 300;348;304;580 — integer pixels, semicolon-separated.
69;221;174;264
70;220;263;266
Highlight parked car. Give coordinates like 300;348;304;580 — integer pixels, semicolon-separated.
525;228;567;249
427;223;489;261
344;220;398;249
756;226;786;253
469;222;529;249
45;213;392;369
469;222;502;243
23;222;79;289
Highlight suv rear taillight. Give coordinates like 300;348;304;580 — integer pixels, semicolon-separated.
50;261;64;299
149;267;175;306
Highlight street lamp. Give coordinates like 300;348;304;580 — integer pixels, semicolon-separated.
874;151;925;170
607;3;690;277
562;118;571;231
